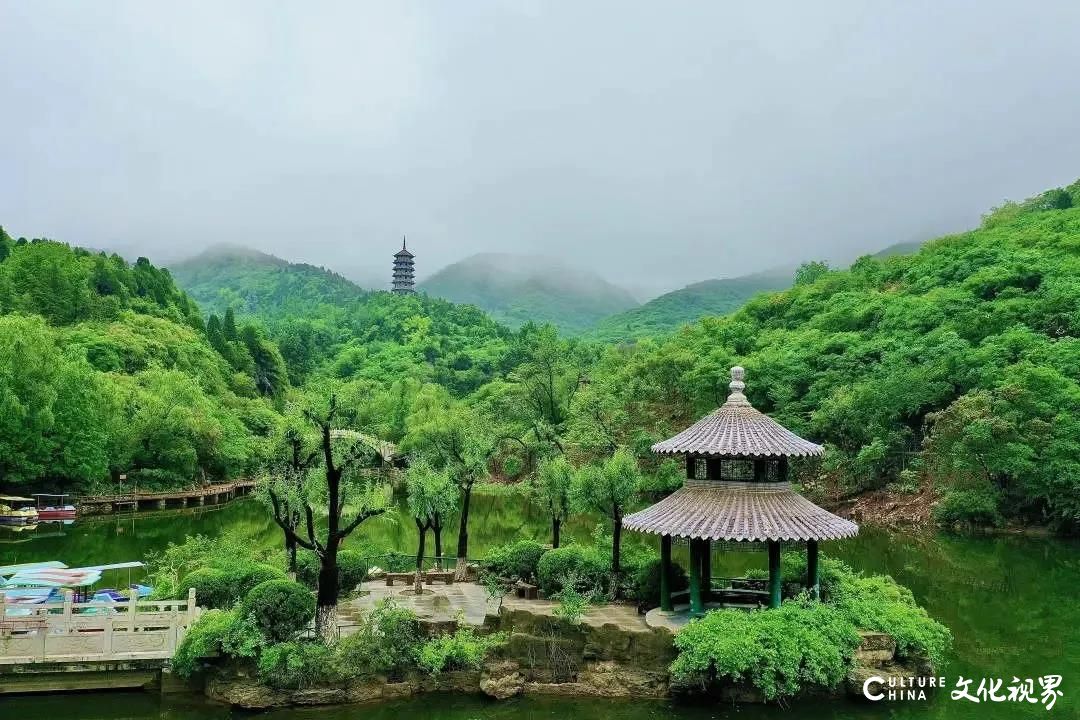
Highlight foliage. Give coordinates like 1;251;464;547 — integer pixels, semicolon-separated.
551;582;593;624
147;534;284;606
933;487;1003;526
670;599;861;699
334;600;423;680
533;455;574;545
587;270;791;343
296;548;369;594
628;557;689;608
537;544;609;597
258;640;339;689
240;579;316;643
825;562;952;666
482;539;548;583
571;449;641;579
172;608;264;677
416;624;507;676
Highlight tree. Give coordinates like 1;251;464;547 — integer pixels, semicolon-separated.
403;398;492;580
265;390;388;637
222;306;239;341
535;455;573;548
262;412;319;573
572;448;641;590
405;460;459;592
794;260;830;286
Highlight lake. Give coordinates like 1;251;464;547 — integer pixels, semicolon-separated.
1;492;1076;719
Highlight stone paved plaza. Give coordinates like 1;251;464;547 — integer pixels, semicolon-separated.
338;579;656;637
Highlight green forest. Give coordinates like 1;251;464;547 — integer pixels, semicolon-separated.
1;178;1078;531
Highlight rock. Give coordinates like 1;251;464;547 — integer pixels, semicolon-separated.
853;631;896;666
481;662;524;699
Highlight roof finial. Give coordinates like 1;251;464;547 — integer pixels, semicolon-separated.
402;234;407;250
727;366;749;404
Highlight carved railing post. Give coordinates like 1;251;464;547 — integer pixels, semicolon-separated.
128;588;139;633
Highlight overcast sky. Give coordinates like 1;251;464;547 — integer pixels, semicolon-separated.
3;1;1080;297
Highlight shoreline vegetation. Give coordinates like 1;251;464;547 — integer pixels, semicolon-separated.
159;533;948;708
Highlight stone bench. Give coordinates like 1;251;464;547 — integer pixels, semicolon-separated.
424;570;455;585
514;581;539;600
385;572;416;587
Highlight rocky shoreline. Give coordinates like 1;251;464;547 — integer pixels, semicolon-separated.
198;598;923;709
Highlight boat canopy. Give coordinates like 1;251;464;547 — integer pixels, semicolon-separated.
0;561;67;577
0;495;35;502
4;568;103;588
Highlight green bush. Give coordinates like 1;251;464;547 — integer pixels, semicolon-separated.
184;568;233;609
537;544;608;596
671;600;861;699
501;455;524;479
295;549;369;594
628;557;688;607
417;626;507;676
337;550;369;593
483;539;547;583
933;488;1002;527
240;580;316;642
171;608;264;677
380;550;414;573
229;562;286;593
827;567;952;666
335;600;423;680
258;641;339;689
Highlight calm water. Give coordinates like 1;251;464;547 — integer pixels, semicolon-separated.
1;494;1076;719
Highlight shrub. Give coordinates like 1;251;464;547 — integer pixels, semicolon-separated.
628;557;689;608
335;600;423;680
537;544;608;596
483;539;547;583
501;455;524;479
828;568;952;666
183;568;233;609
241;580;316;642
228;562;286;594
147;533;278;600
417;626;507;675
295;549;369;594
171;608;264;677
670;600;861;699
933;488;1002;527
337;550;369;593
380;550;414;573
258;641;339;689
551;583;592;624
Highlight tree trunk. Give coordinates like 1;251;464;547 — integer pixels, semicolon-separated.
433;515;444;569
552;516;561;549
285;533;297;574
315;540;340;640
454;482;473;580
415;519;427;593
610;511;622;598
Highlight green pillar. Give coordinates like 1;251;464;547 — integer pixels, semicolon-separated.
688;538;704;616
660;535;673;612
807;540;820;600
700;539;712;605
768;541;781;609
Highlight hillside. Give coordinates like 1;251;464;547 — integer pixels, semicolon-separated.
418;252;638;334
587;268;793;342
570;179;1080;529
170;245;365;317
0;228;286;493
170;245;514;393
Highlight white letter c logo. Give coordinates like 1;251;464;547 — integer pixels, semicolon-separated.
863;676;885;701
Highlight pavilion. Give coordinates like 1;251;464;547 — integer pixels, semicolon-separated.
622;366;858;616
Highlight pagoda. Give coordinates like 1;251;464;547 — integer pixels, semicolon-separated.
622;366;858;616
392;236;415;294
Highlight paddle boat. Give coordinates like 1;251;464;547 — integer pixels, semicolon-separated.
0;495;39;525
32;493;78;521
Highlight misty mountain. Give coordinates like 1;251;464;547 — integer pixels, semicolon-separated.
587;268;794;342
169;245;365;317
418;252;639;333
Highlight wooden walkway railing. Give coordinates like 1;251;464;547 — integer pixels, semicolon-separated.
78;479;257;513
0;589;199;665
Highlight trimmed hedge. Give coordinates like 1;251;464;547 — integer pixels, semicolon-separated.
483;539;547;583
240;579;316;642
537;544;609;596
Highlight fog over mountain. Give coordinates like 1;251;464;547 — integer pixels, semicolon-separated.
4;2;1080;295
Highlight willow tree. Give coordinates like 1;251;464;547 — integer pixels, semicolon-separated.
262;413;318;573
404;396;492;580
405;460;459;592
572;448;641;589
535;455;573;548
264;391;388;637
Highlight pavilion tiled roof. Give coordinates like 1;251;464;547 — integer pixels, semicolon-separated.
622;481;859;542
651;366;823;458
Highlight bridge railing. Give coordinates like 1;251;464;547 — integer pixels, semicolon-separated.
0;588;200;665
